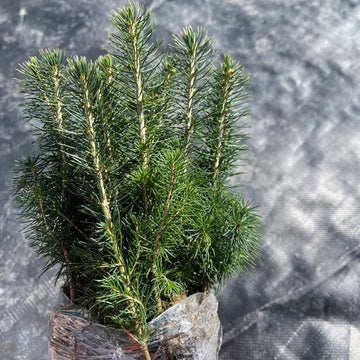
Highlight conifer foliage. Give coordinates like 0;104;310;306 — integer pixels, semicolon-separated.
13;2;261;355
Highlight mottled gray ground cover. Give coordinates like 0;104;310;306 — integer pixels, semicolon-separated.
1;0;360;359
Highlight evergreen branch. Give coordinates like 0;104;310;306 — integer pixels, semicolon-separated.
80;69;130;283
171;26;213;159
48;57;69;203
16;50;77;300
109;4;159;216
130;18;147;168
84;83;112;228
151;155;176;312
97;55;116;160
205;54;251;187
177;27;199;153
132;34;150;215
68;57;150;343
29;163;76;302
184;47;196;153
212;58;233;188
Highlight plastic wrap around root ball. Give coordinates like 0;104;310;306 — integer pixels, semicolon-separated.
48;292;222;359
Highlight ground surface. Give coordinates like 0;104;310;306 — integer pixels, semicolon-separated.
1;0;360;359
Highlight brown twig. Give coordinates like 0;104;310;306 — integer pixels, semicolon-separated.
56;210;90;241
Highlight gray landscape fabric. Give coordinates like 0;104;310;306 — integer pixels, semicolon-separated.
1;0;360;359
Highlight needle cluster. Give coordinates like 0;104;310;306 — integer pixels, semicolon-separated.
13;2;261;350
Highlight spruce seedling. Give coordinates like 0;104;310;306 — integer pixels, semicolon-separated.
13;3;261;358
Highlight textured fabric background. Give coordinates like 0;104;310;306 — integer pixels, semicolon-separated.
1;0;360;359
